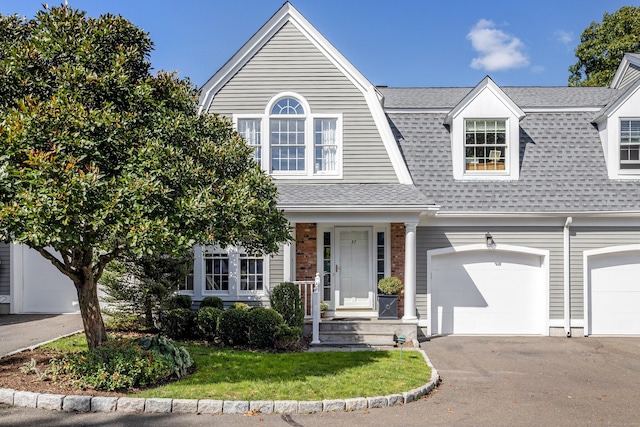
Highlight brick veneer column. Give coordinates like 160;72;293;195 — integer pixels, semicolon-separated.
295;223;317;281
390;223;406;318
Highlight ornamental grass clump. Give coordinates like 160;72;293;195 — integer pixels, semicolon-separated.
50;335;193;391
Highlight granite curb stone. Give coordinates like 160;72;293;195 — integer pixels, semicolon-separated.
345;397;368;411
36;393;64;411
3;349;440;415
323;399;346;412
171;399;198;413
0;388;14;405
197;399;223;414
117;397;145;413
249;400;274;414
63;395;91;412
223;400;249;414
274;400;298;413
14;391;38;408
145;398;172;413
298;400;323;414
91;396;118;412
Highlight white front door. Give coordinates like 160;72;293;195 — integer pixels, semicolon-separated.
335;227;373;309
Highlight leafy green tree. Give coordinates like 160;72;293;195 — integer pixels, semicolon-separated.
101;250;194;330
569;6;640;87
0;6;290;349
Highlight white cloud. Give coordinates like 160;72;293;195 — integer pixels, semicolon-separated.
531;65;545;74
555;30;574;47
467;19;529;72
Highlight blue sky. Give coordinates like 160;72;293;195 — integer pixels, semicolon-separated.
0;1;636;88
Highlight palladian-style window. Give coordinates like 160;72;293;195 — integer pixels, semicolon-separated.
465;119;507;171
234;93;341;178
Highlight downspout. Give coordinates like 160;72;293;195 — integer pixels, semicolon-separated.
564;217;573;337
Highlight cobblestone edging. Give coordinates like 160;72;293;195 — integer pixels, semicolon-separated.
0;349;439;415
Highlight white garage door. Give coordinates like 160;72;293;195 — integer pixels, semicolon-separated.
587;250;640;335
430;249;546;335
21;246;78;313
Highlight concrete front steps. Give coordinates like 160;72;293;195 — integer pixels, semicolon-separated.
310;319;417;348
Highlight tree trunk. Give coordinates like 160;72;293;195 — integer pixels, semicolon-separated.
75;275;107;350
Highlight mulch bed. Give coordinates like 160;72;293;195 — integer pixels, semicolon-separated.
0;349;126;397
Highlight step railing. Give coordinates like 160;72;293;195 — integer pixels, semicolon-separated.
294;273;321;344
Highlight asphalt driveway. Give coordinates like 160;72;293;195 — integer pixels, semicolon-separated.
2;335;640;426
0;313;83;358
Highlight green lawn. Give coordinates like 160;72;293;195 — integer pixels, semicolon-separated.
42;334;431;401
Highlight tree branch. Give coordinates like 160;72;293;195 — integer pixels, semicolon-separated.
35;247;80;284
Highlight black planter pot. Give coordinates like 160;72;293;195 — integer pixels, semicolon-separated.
378;294;398;319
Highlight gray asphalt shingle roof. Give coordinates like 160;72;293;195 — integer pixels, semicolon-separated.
379;87;621;109
388;109;640;213
276;183;434;208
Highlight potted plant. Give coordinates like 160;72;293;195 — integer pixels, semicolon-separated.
320;301;329;318
377;277;403;319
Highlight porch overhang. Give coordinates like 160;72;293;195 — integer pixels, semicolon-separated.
276;183;438;217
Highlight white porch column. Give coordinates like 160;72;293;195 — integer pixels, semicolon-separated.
403;222;418;322
284;222;295;282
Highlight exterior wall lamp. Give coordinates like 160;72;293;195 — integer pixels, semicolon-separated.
485;232;495;248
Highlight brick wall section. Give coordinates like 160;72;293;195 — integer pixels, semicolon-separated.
390;223;406;318
296;223;317;281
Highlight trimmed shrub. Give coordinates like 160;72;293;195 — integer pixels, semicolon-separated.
166;294;193;310
377;277;403;295
161;308;195;340
200;296;224;310
274;324;302;350
195;306;223;341
229;301;250;311
218;308;250;346
135;335;193;377
247;307;284;349
49;335;192;391
270;282;304;329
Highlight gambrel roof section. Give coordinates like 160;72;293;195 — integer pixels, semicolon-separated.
198;2;412;184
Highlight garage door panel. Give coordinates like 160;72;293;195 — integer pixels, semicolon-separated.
588;250;640;335
430;249;545;336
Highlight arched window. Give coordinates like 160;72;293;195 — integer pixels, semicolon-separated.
270;97;306;171
234;93;341;177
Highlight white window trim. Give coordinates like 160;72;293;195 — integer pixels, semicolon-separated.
462;118;509;177
618;118;640;176
451;115;520;181
199;245;269;297
233;92;343;179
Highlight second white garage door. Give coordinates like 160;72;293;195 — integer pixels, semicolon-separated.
585;246;640;336
428;245;548;336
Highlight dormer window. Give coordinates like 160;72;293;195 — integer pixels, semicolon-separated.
465;119;506;172
620;119;640;170
234;93;342;179
444;77;524;181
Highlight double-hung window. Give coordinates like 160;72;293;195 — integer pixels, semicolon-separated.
239;254;264;293
237;119;262;164
200;247;267;296
464;119;507;172
235;94;341;178
620;119;640;170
